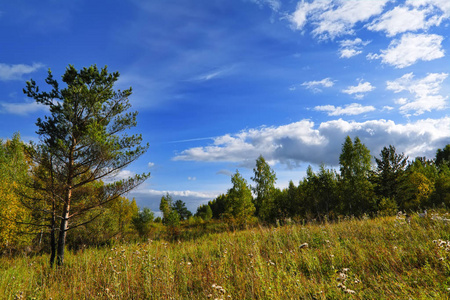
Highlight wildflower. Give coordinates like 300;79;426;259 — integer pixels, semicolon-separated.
336;273;347;282
278;251;283;254
207;294;213;298
345;289;356;294
439;257;445;261
299;243;308;249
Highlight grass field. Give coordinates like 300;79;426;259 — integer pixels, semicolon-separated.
2;212;450;299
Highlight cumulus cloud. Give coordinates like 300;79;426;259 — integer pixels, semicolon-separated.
367;5;443;37
148;162;155;168
0;63;44;81
338;38;370;58
314;103;376;116
300;77;334;92
290;0;389;40
367;33;444;68
342;81;375;98
386;72;448;115
174;118;450;167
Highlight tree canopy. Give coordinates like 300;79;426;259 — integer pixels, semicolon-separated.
23;65;149;266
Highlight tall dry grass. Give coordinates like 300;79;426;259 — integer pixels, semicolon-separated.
1;212;450;299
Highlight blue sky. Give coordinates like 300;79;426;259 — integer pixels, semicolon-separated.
1;0;449;214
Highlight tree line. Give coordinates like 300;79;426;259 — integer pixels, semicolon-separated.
202;137;450;225
1;64;449;266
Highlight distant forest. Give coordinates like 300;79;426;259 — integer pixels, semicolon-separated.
2;132;450;254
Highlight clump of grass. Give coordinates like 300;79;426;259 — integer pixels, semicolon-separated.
1;212;450;299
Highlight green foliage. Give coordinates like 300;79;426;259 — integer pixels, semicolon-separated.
64;195;139;249
430;165;450;207
159;193;172;222
377;197;398;216
339;136;375;215
0;133;33;251
195;204;213;221
436;144;450;169
132;207;155;237
397;171;433;211
171;199;192;220
302;164;339;219
224;170;255;224
251;155;277;221
209;194;227;219
373;145;408;201
23;65;149;266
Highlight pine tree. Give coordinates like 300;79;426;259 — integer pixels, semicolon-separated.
23;65;149;266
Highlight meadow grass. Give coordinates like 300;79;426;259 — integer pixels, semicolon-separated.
1;213;450;299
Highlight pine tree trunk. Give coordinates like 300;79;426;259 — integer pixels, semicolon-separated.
49;212;57;267
56;202;70;266
56;144;74;266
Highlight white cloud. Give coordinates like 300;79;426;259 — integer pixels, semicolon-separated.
339;48;362;58
0;101;46;116
386;72;448;115
188;176;197;181
290;0;389;40
367;6;442;37
174;117;450;167
338;38;370;58
104;169;136;183
289;0;332;31
407;0;450;18
0;63;44;81
301;77;334;92
342;81;375;98
148;162;155;168
367;33;444;68
315;103;375;116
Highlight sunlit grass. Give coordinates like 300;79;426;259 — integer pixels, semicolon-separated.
2;213;450;299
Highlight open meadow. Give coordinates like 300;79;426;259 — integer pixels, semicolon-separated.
2;212;450;299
